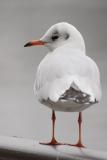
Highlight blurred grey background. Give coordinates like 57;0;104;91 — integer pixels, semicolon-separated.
0;0;107;151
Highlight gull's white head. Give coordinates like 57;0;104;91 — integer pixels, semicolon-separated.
24;22;85;52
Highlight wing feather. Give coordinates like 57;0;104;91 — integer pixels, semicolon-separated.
34;48;101;102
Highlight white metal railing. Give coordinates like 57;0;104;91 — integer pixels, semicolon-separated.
0;135;107;160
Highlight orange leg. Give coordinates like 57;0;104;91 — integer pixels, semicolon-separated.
71;112;85;148
40;110;63;145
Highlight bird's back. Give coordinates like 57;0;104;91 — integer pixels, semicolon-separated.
34;45;101;111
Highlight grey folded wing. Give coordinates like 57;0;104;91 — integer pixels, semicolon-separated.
59;87;97;104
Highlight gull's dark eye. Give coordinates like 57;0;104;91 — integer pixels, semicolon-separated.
51;35;59;41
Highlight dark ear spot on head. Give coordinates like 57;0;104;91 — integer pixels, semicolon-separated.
65;33;70;40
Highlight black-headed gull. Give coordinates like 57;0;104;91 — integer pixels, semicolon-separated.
24;22;102;147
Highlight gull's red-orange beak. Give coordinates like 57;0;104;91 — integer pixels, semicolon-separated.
24;40;45;47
